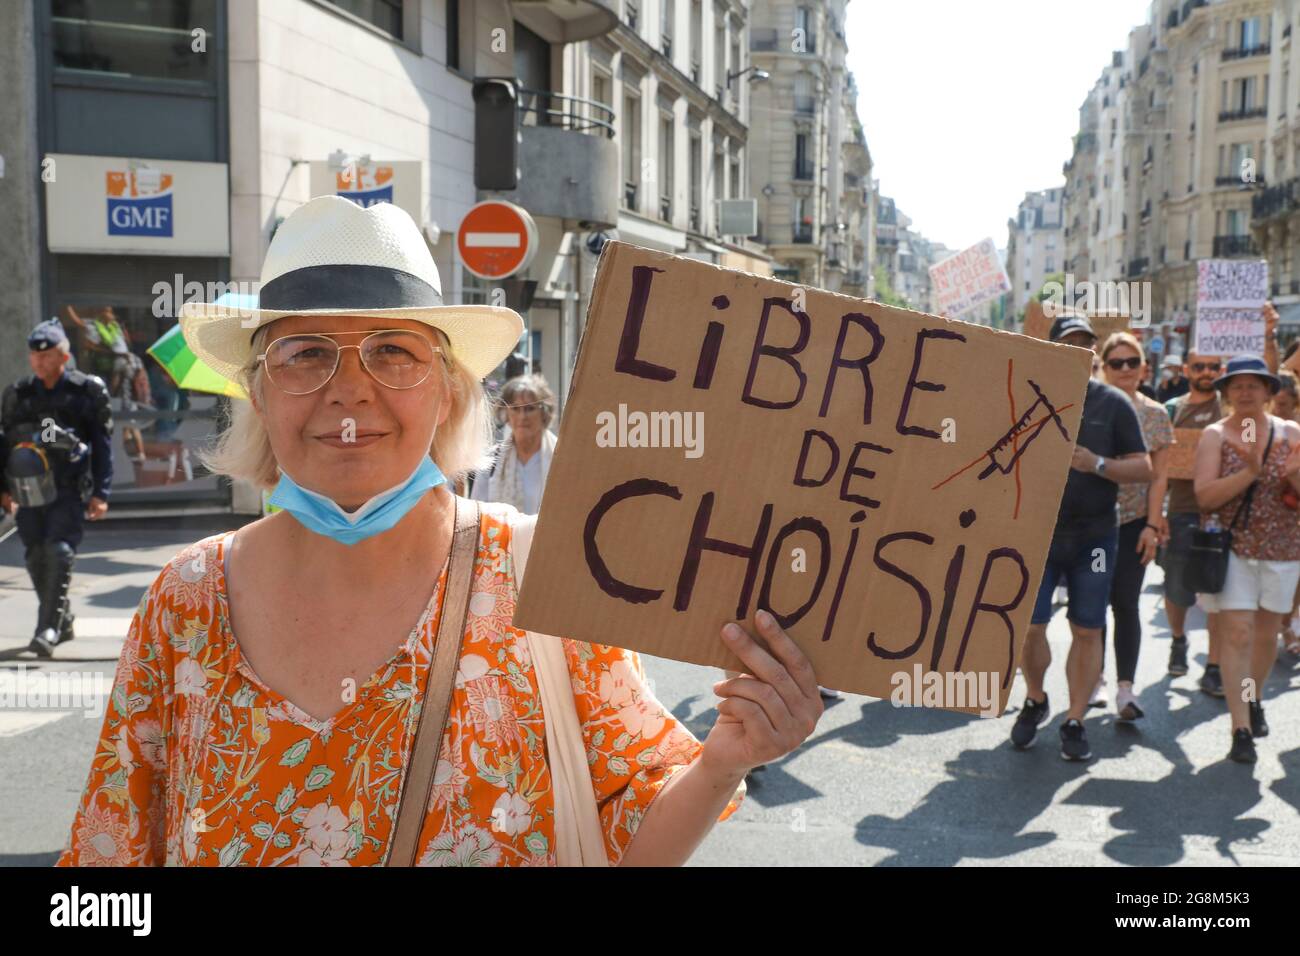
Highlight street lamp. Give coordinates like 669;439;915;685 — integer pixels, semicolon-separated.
726;66;770;88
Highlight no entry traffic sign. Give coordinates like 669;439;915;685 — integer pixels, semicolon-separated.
457;200;538;280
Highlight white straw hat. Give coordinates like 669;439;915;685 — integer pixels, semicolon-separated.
179;195;524;382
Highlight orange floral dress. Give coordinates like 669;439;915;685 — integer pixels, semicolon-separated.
57;510;740;866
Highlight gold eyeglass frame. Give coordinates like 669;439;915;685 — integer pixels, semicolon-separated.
256;329;444;395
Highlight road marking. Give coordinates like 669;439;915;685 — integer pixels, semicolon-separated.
70;618;132;638
0;711;72;737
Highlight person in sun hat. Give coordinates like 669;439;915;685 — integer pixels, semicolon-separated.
56;195;822;867
1193;355;1300;764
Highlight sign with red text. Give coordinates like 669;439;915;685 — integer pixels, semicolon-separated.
513;242;1092;714
928;238;1011;318
1195;259;1268;357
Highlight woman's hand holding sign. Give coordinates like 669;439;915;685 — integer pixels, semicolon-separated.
705;609;825;775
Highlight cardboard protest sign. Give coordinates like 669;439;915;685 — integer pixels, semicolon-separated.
1195;259;1268;356
513;241;1092;715
1165;428;1202;481
1023;300;1050;340
929;238;1011;318
1090;314;1131;344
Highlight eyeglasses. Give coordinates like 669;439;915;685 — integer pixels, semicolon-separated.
1105;356;1142;371
507;402;545;414
1190;362;1222;373
257;330;440;395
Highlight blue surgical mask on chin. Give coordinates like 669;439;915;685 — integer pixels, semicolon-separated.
268;455;447;546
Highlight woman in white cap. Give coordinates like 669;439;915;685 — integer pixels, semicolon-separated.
56;196;823;866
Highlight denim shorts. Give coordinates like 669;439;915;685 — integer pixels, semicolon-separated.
1031;528;1120;629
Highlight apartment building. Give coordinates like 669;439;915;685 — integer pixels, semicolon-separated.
1053;0;1273;350
1005;188;1065;316
4;0;779;513
1253;0;1300;321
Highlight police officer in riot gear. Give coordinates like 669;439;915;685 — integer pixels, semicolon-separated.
1;319;113;658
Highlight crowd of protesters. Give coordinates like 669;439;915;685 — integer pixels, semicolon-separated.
1012;306;1300;765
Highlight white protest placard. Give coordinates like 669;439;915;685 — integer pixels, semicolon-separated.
1195;259;1268;356
928;238;1011;318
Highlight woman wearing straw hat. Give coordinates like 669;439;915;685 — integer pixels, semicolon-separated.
56;196;823;866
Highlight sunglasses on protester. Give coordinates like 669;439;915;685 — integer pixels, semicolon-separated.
1105;356;1142;371
507;401;546;414
1190;361;1221;373
257;330;440;395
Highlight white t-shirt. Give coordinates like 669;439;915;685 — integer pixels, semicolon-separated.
517;451;544;515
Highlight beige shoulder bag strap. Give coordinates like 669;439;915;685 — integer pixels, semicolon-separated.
386;496;481;867
510;512;609;867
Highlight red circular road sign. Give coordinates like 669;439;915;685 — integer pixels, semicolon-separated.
457;200;538;280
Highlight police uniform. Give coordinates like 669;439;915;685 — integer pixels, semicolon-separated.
1;320;113;657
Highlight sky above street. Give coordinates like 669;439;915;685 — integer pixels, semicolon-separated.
846;0;1153;252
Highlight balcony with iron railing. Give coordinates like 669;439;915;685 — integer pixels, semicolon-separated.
793;223;814;244
1219;106;1268;122
505;81;619;227
1252;178;1299;220
1216;173;1265;188
1222;43;1270;61
1212;234;1258;257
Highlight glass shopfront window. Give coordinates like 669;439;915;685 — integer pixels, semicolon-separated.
51;0;218;86
55;296;229;507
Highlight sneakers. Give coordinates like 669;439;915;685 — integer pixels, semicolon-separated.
1088;678;1108;709
1228;728;1257;764
1167;637;1189;676
1249;701;1269;738
28;628;57;660
1060;719;1092;761
1199;664;1224;698
1115;686;1145;722
1011;694;1050;749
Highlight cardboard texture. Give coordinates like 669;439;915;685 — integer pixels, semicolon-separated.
1023;300;1050;340
1026;301;1129;345
929;238;1011;318
1090;314;1131;344
513;241;1092;714
1166;428;1203;481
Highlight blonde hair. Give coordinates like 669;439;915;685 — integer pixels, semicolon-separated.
202;325;494;489
1100;331;1145;364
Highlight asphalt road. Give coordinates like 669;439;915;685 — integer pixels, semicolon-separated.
2;518;1298;866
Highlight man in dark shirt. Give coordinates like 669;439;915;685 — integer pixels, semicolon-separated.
1159;353;1224;694
1011;315;1152;760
